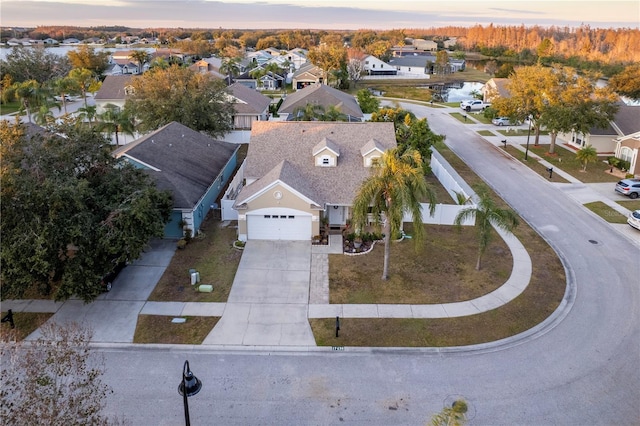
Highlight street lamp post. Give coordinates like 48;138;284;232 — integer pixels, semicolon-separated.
178;360;202;426
524;115;533;160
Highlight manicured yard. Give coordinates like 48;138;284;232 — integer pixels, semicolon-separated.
617;200;640;211
450;112;474;123
0;102;21;116
311;140;566;347
133;315;219;344
503;145;571;183
329;224;511;304
524;144;619;183
477;130;496;137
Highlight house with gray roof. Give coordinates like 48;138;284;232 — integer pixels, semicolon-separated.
94;75;135;114
559;103;640;154
291;63;324;89
233;121;396;241
277;84;363;122
113;122;239;238
228;83;271;130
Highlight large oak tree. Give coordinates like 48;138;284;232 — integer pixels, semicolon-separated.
124;65;235;138
0;121;172;301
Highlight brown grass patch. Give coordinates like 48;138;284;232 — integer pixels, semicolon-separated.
133;315;219;344
330;225;511;304
0;312;52;342
148;215;242;302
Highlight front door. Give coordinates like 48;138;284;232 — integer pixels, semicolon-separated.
327;205;346;226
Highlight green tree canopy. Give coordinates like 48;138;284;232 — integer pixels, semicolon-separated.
124;65;235;138
0;46;71;84
351;148;436;280
356;89;380;114
0;121;172;301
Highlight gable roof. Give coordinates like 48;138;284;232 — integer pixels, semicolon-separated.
610;104;640;136
237;121;396;207
278;84;363;119
94;75;135;100
388;56;433;68
292;63;324;79
228;83;271;115
113;122;237;209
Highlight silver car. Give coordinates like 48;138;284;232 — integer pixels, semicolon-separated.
628;210;640;231
615;178;640;199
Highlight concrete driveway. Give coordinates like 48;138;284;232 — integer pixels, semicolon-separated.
27;239;176;343
202;240;316;346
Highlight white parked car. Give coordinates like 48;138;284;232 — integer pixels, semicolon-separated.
628;209;640;231
460;99;491;112
54;95;72;102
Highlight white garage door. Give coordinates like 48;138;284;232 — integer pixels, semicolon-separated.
247;212;311;241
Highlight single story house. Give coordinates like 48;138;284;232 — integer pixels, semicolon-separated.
277;83;363;122
93;75;135;114
113;122;239;238
233;121;397;241
228;82;271;130
558;103;640;154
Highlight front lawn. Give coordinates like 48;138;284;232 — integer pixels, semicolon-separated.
311;140;566;347
147;216;242;302
503;145;571;184
525;144;619;183
330;224;511;304
0;312;52;342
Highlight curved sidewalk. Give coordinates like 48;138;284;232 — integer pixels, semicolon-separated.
308;227;532;319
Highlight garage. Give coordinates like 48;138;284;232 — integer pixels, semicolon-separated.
247;209;312;241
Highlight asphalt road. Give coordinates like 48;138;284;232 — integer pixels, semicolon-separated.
99;104;639;425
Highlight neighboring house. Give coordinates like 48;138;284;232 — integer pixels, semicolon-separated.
559;104;640;154
614;132;640;176
443;37;458;49
411;39;439;52
291;63;324;89
483;78;510;103
94;75;135;114
113;122;239;238
233;121;397;241
228;83;271;130
283;48;308;70
62;38;81;44
189;57;226;79
388;56;430;77
277;83;363;121
363;55;397;76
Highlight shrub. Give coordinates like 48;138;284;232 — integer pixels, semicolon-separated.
177;239;187;249
607;156;620;167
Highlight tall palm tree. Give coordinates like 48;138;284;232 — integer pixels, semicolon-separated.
351;148;436;280
220;57;241;85
576;144;598;171
4;80;46;124
129;50;151;75
50;76;76;115
321;105;348;122
454;185;519;271
96;104;135;146
68;68;97;108
76;105;98;126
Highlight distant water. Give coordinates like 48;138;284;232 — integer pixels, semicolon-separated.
0;45;156;61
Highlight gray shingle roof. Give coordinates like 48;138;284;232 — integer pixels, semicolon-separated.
278;84;363;118
94;75;135;100
612;104;640;135
113;122;237;209
237;121;396;207
228;83;271;115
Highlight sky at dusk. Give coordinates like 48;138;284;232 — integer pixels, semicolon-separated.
1;0;638;30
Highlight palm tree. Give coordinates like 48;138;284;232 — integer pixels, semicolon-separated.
50;76;76;115
3;80;45;124
68;68;97;108
76;104;98;126
293;102;325;121
321;105;348;122
96;104;135;146
351;148;436;280
220;57;241;85
129;50;151;75
454;185;519;271
576;144;598;171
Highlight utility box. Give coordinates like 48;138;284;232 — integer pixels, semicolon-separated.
190;271;200;285
198;284;213;293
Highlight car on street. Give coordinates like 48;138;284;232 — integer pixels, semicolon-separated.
615;178;640;199
459;99;491;112
628;210;640;230
492;116;519;126
54;95;72;102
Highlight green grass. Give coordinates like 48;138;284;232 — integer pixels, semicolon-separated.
0;101;21;115
525;144;619;183
477;130;496;137
497;128;550;137
584;201;629;223
450;112;475;123
503;146;570;183
617;200;640;211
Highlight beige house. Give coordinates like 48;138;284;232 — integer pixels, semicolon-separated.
482;78;510;103
614;131;640;176
93;75;135;114
233;121;397;241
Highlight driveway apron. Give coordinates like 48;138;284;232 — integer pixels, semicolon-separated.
202;240;316;346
